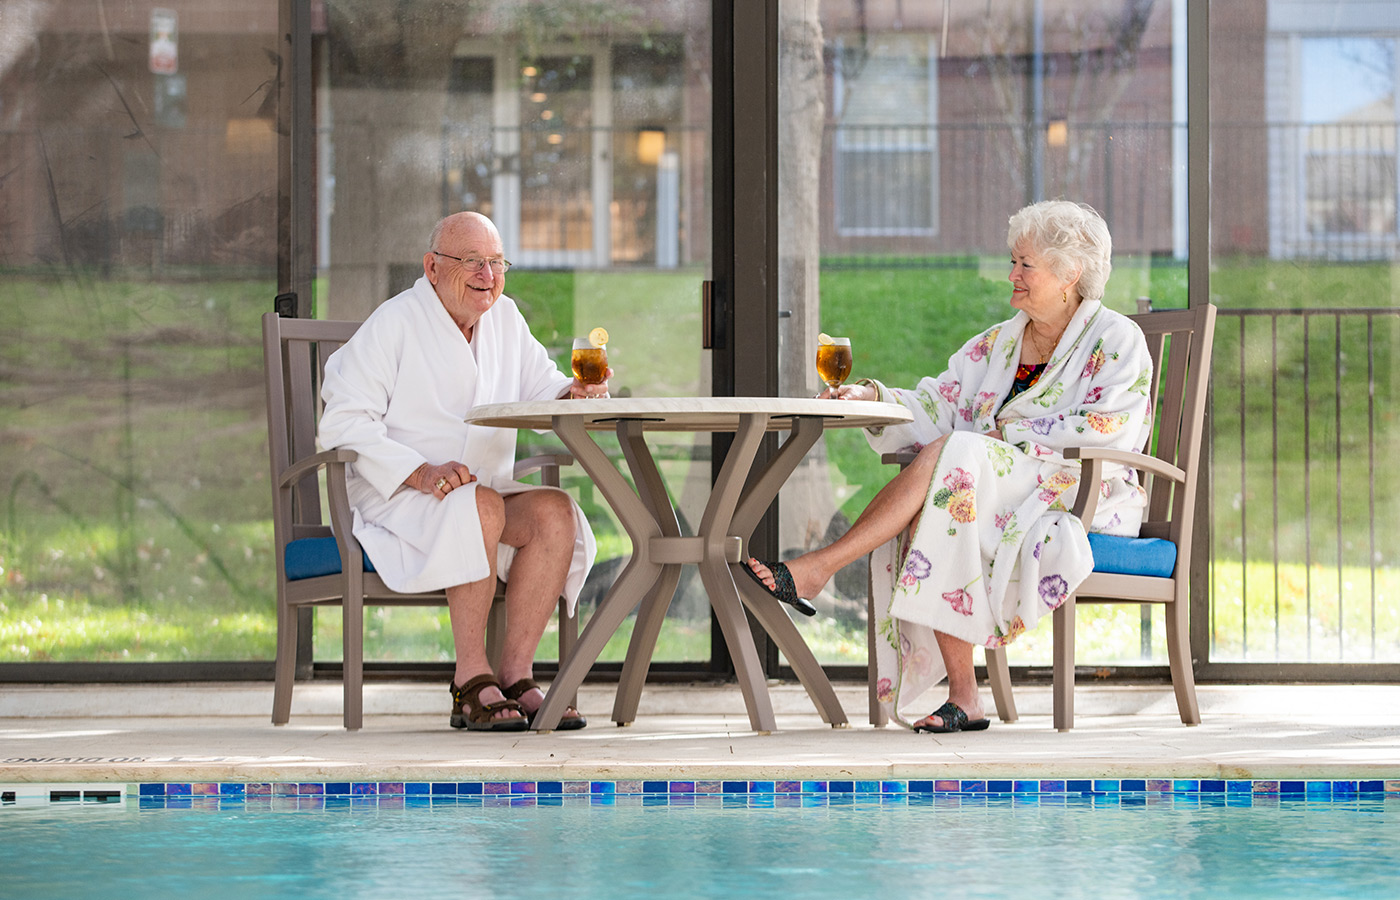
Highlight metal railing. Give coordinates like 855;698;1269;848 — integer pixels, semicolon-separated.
1209;306;1400;663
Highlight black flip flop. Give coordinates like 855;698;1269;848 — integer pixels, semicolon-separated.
913;700;991;733
740;559;818;617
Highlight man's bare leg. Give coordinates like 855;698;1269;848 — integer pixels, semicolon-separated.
494;489;581;720
446;486;520;723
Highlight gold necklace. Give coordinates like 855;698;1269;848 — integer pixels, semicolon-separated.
1027;321;1067;364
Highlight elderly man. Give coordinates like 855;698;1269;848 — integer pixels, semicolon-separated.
318;211;605;731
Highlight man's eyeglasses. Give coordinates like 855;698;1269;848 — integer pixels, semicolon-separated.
431;251;512;274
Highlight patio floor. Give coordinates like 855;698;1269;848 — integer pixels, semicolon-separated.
3;680;1399;787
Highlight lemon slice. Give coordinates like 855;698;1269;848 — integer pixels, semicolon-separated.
589;327;609;348
817;332;834;345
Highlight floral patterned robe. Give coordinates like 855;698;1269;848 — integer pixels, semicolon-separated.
864;299;1153;725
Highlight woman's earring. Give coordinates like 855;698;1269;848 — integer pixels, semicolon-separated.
1061;289;1068;303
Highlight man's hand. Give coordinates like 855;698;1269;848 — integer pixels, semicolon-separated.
819;383;877;402
564;367;614;399
408;461;477;498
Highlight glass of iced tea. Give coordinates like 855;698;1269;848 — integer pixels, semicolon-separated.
815;333;852;392
571;327;609;394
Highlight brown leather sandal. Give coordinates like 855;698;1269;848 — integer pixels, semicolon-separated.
449;674;529;731
503;677;587;731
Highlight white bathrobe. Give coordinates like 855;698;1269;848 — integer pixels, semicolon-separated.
318;276;596;608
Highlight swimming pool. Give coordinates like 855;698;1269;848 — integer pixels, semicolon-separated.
4;780;1398;899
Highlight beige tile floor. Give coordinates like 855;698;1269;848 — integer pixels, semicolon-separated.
3;679;1399;787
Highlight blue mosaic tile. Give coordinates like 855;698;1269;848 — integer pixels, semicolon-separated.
87;776;1400;803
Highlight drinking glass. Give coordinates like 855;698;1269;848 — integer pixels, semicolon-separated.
815;336;853;392
571;333;608;393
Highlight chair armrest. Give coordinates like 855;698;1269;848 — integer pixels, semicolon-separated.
1065;446;1185;484
514;452;574;488
1064;447;1185;523
880;450;918;468
278;448;358;489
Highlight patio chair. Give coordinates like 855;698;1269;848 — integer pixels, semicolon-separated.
262;311;577;730
869;303;1216;731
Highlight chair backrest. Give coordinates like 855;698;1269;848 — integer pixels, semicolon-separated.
1128;304;1217;550
262;312;362;548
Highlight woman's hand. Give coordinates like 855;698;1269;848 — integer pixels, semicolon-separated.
820;383;876;402
408;461;477;498
565;367;614;399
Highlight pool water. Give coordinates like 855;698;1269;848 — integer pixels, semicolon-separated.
3;793;1398;899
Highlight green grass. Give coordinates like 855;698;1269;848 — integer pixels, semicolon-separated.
2;257;1398;665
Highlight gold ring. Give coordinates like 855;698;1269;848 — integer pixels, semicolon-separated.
436;477;449;491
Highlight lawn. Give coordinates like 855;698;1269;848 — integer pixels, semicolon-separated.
2;257;1396;665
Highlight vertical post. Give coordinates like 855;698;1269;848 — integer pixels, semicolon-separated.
1186;0;1212;674
715;0;781;673
278;0;315;674
277;0;314;318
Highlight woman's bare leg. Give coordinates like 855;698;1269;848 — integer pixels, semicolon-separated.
748;434;948;598
910;631;986;728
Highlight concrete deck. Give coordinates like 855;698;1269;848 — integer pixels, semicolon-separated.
3;680;1399;786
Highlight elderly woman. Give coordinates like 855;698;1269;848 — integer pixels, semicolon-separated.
745;200;1152;733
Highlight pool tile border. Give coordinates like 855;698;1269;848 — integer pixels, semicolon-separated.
129;777;1400;799
6;777;1399;807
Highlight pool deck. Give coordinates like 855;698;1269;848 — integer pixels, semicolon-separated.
2;680;1398;787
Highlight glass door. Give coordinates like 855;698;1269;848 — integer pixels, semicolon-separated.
315;3;714;670
774;0;1189;670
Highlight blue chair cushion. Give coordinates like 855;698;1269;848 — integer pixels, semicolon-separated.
284;536;375;581
1086;532;1177;579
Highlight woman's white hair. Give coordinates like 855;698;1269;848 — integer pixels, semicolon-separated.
1006;200;1113;301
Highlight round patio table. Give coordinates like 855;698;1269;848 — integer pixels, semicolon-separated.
466;397;913;733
